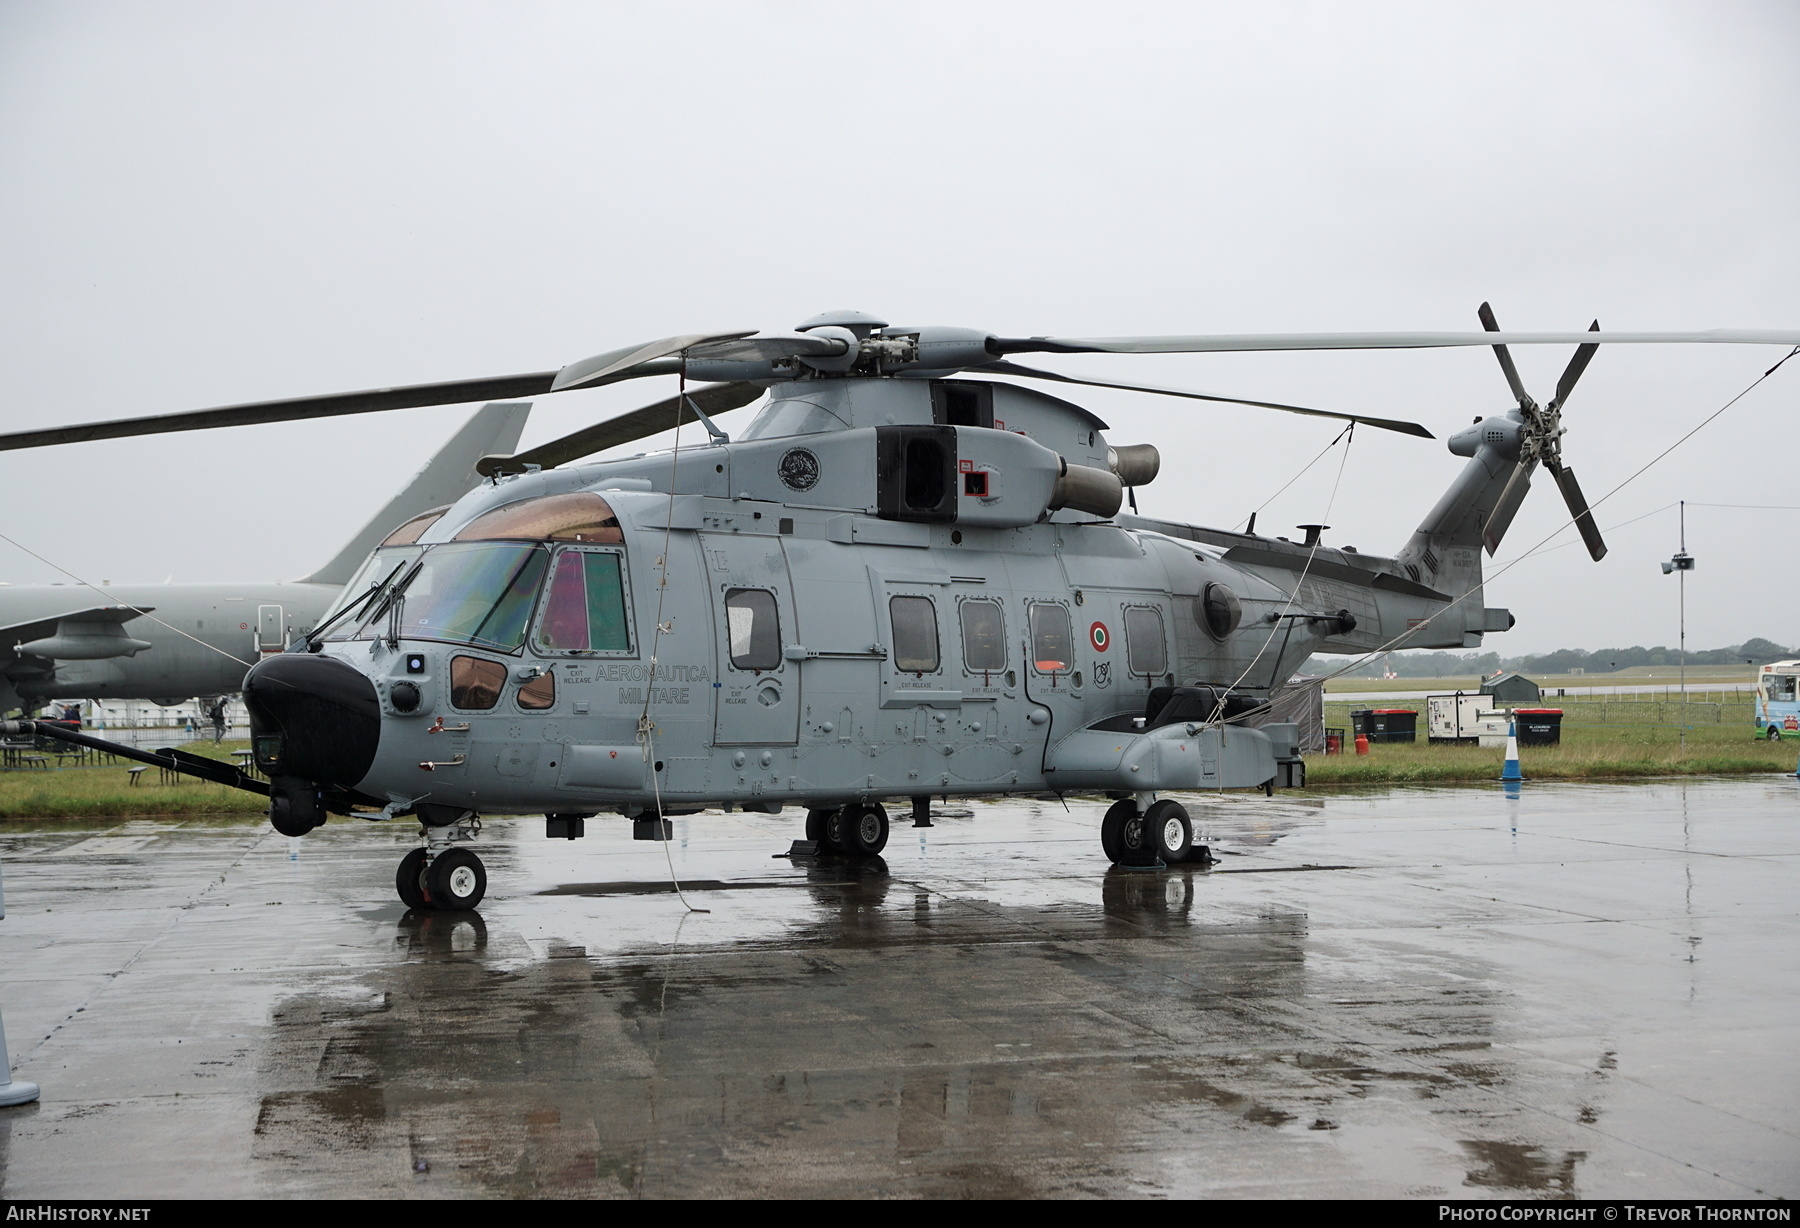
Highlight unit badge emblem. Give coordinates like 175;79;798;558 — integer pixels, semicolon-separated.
778;448;820;491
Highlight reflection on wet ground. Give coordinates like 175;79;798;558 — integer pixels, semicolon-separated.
1;779;1796;1198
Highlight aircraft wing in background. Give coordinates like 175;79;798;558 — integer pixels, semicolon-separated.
0;606;155;662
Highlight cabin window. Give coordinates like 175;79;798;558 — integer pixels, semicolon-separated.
534;549;631;654
1200;582;1242;641
959;599;1007;672
1767;675;1797;703
389;542;549;653
1124;606;1167;677
517;670;556;710
890;596;940;673
1028;602;1073;673
449;655;506;711
725;589;781;671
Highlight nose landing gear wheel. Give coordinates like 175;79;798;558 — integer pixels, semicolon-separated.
396;847;429;910
423;847;487;911
839;802;890;856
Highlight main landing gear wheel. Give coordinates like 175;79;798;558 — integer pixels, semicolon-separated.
1100;799;1147;864
839;802;890;856
1143;799;1193;863
423;847;487;911
806;807;842;852
396;847;429;910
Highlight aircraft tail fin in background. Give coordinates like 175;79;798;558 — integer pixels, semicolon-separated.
296;402;532;586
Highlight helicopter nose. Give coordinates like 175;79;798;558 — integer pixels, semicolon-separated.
243;653;381;788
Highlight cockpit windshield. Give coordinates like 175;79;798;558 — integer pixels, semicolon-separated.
324;542;548;652
392;542;549;652
318;494;634;655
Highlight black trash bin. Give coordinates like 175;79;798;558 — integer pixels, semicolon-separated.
1353;708;1417;743
1512;708;1563;746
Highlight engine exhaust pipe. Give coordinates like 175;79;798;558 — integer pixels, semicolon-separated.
1049;460;1123;518
1107;443;1160;487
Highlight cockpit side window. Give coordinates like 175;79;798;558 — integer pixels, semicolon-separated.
535;549;632;655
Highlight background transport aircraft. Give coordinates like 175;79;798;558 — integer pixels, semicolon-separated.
0;402;531;716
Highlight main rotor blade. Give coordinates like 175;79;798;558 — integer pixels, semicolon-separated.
973;360;1435;439
1482;460;1538;556
1552;320;1602;410
480;381;765;475
552;331;854;392
686;331;852;362
1477;301;1535;412
0;372;561;453
1549;461;1608;561
988;329;1800;356
551;331;760;392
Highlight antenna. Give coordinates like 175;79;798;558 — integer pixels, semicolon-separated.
1661;500;1695;748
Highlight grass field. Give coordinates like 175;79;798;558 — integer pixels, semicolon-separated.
0;739;264;819
1311;692;1795;783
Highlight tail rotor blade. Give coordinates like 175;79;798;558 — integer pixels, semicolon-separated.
1477;301;1535;412
1483;460;1537;555
1552;320;1602;409
1550;462;1608;561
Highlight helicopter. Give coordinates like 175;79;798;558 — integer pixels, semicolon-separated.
3;307;1796;910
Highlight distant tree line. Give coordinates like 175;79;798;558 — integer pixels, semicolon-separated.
1306;637;1793;679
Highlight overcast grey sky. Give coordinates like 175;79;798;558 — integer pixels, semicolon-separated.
1;1;1795;656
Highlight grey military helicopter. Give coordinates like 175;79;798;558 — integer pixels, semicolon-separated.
3;307;1795;910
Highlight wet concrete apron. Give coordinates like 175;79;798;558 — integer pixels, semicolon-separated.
0;779;1795;1198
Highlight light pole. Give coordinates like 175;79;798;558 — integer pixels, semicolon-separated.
1661;500;1695;750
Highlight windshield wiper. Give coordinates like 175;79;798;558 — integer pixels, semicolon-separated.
304;560;412;648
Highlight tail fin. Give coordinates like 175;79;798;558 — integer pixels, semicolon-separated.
296;402;532;586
